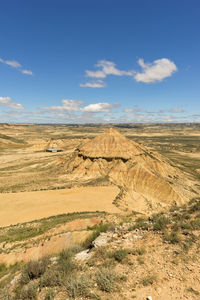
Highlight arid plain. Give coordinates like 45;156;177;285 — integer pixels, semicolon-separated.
0;123;200;300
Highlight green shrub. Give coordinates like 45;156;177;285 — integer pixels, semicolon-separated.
190;218;200;230
44;288;55;300
58;251;77;276
141;274;157;286
137;256;145;264
65;274;91;298
93;246;110;260
0;263;7;274
59;248;73;260
40;268;62;287
128;218;149;231
102;258;116;268
152;215;170;231
20;282;38;300
189;199;200;212
83;223;111;249
132;247;146;256
112;248;128;262
96;268;116;292
21;258;48;283
164;231;181;244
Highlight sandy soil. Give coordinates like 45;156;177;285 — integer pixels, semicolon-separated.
0;186;120;227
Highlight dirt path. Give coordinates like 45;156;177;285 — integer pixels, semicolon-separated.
0;186;120;227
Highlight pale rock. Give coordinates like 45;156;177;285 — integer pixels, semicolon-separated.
92;232;113;248
75;249;91;261
10;273;21;287
50;256;58;265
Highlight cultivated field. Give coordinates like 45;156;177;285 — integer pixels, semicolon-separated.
0;186;120;227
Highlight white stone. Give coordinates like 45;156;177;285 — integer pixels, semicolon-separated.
50;256;58;264
75;249;91;261
10;273;21;287
92;232;112;248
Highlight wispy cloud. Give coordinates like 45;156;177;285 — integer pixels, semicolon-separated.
21;69;33;75
134;58;177;83
4;60;21;68
124;107;184;115
0;57;33;75
0;96;24;109
158;108;184;113
40;99;85;113
80;80;106;88
85;60;134;79
123;108;147;113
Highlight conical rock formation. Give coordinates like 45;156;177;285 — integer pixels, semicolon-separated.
63;128;194;213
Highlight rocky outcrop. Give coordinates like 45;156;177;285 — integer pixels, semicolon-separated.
63;128;194;213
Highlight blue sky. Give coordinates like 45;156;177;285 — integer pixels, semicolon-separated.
0;0;200;123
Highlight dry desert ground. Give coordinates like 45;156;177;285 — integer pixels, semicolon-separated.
0;123;200;300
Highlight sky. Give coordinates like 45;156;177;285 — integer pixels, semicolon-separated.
0;0;200;124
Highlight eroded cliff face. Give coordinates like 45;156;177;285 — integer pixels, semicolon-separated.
63;128;194;213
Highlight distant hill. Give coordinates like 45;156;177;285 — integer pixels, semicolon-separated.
63;128;195;214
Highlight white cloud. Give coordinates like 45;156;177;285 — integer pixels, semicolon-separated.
86;60;134;79
86;70;106;78
0;97;24;109
82;102;118;113
134;58;177;83
21;69;33;75
83;58;177;86
40;99;85;113
80;80;105;88
40;99;119;115
0;57;33;75
5;60;21;68
124;108;147;113
158;108;184;113
61;99;85;110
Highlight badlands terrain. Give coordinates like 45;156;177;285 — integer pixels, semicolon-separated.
0;123;200;299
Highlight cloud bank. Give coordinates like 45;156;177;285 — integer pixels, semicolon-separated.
0;97;24;109
40;99;119;114
81;58;177;87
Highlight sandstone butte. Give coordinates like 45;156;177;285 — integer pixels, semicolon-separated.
63;128;196;214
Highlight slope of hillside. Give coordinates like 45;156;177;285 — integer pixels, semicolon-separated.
63;128;196;214
0;198;199;300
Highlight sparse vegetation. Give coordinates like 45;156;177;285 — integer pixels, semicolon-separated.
20;282;38;300
82;222;112;248
58;249;77;276
128;217;149;231
21;258;48;283
0;124;200;299
96;268;116;292
0;211;106;244
44;288;55;300
65;274;91;298
152;214;170;231
112;248;129;262
132;247;146;256
40;268;62;287
187;287;200;296
141;274;157;286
